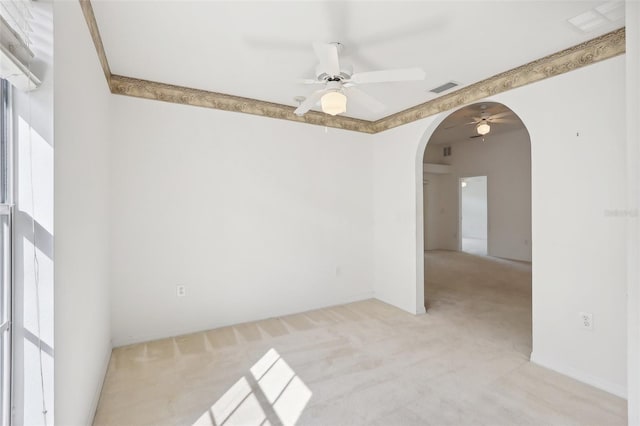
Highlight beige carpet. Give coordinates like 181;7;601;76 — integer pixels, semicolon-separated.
93;251;626;426
425;250;532;357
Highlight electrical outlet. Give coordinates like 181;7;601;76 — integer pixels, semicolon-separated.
579;312;593;330
176;285;186;297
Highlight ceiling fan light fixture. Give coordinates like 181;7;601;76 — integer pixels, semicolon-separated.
321;90;347;116
476;121;491;135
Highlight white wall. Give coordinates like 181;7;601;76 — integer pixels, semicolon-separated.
423;129;532;261
54;2;112;425
499;57;627;398
11;2;54;425
422;173;442;251
373;55;627;397
373;119;435;315
109;97;373;346
626;1;640;423
423;170;459;251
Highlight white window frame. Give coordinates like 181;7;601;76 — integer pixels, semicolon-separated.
0;77;14;426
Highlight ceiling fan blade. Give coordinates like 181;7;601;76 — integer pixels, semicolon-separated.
294;89;328;116
298;79;324;85
490;111;514;120
443;119;477;130
491;118;518;124
350;67;425;84
469;135;484;139
344;87;385;113
313;42;341;77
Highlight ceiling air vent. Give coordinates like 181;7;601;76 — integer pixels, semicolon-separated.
430;81;458;94
567;2;624;33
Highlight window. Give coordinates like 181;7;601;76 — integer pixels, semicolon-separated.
0;78;12;426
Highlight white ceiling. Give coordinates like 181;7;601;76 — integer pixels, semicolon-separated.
92;1;624;121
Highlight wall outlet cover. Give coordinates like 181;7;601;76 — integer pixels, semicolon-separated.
579;312;593;330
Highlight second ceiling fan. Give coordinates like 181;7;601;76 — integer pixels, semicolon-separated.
294;42;426;117
442;104;519;139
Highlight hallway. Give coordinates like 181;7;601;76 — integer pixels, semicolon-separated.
425;250;532;357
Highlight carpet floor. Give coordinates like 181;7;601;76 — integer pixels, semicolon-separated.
93;250;626;425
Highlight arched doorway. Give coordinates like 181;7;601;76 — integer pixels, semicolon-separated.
418;101;532;355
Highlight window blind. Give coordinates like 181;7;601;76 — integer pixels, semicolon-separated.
0;0;32;47
0;0;39;91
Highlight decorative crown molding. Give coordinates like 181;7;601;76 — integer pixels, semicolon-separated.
371;27;626;133
109;75;375;133
79;0;625;135
79;0;111;84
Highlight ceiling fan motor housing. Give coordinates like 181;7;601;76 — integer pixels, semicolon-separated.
315;62;353;82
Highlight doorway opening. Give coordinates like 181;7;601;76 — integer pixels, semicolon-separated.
460;175;487;256
419;101;532;357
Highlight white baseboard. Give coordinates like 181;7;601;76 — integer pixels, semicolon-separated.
87;343;113;425
530;351;627;399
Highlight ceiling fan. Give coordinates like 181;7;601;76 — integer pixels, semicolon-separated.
446;108;517;139
475;111;515;136
294;42;426;117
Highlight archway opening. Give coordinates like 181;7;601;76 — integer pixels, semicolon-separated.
421;101;532;357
